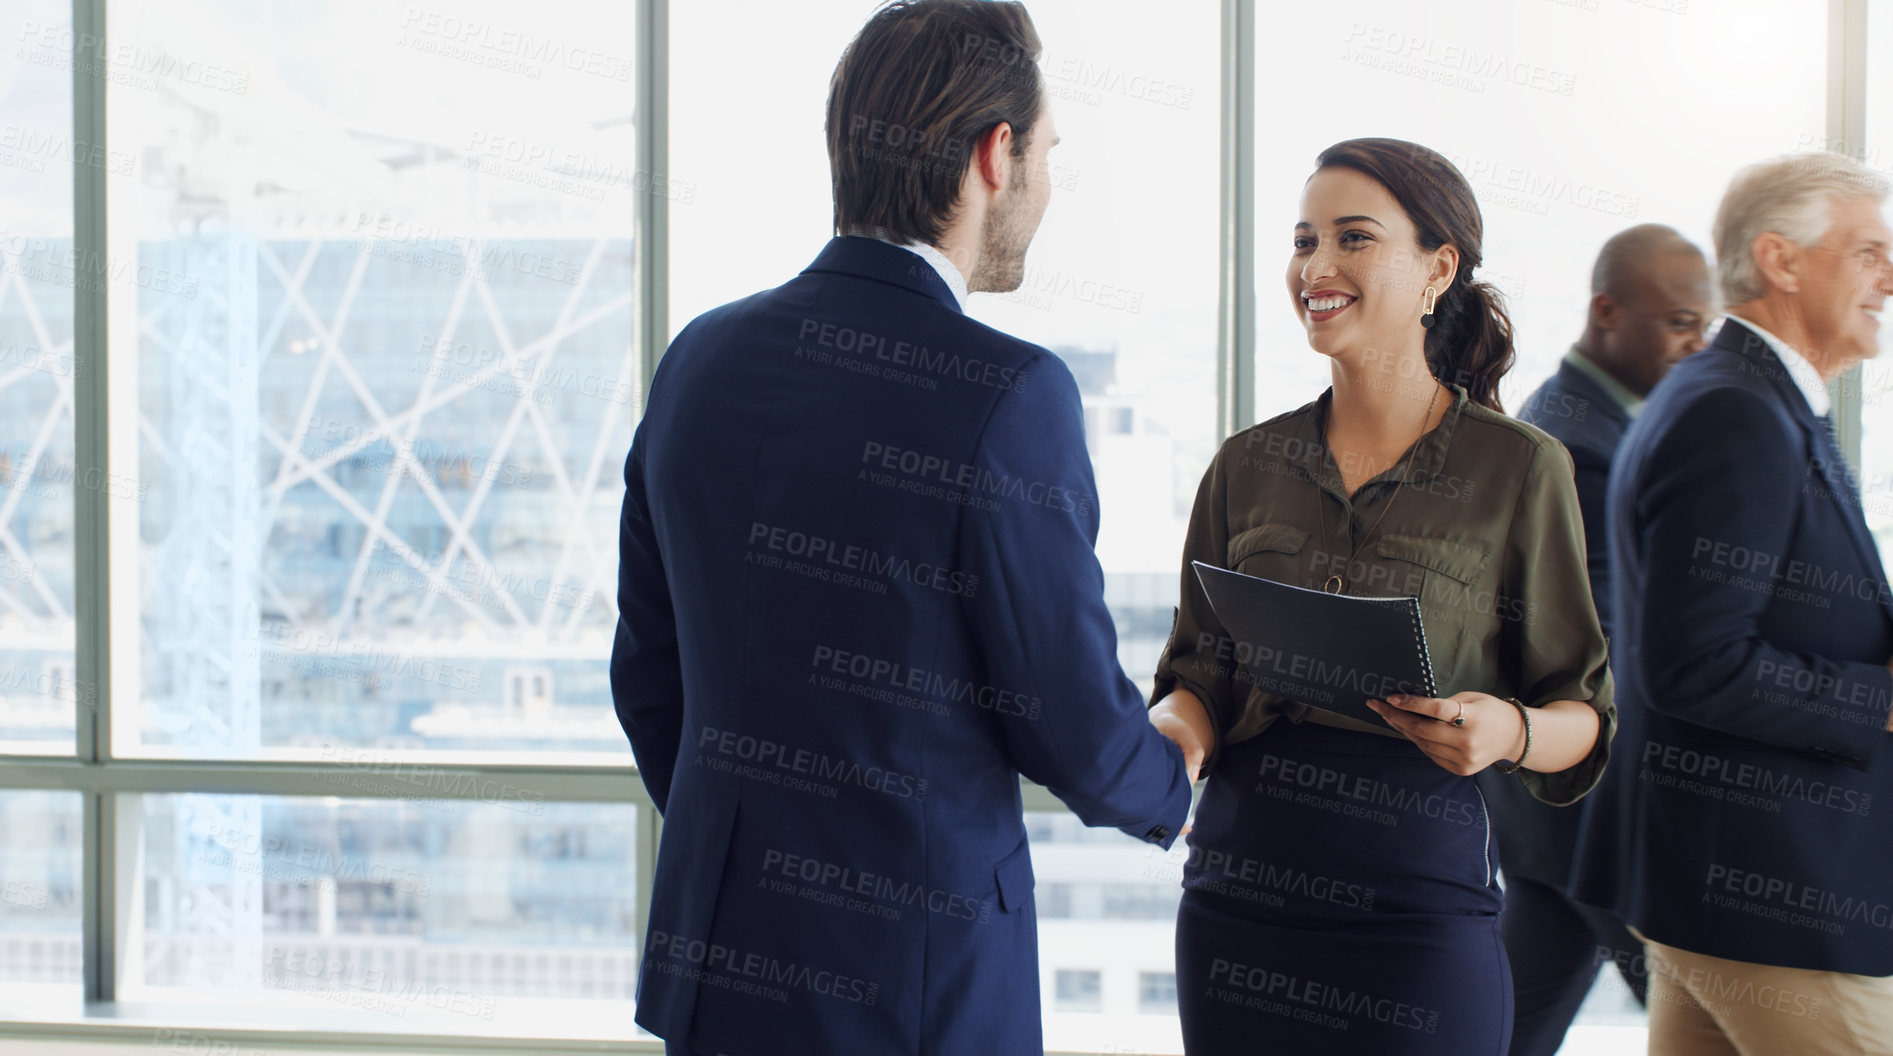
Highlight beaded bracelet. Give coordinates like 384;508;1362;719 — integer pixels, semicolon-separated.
1494;696;1533;774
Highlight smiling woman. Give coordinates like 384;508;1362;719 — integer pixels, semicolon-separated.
1151;139;1613;1056
1297;140;1517;416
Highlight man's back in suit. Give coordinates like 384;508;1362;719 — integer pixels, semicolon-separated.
1516;360;1631;635
1485;228;1711;892
1487;356;1634;877
611;10;1194;1052
613;236;1189;1055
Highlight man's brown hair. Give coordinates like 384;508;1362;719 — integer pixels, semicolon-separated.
825;0;1043;245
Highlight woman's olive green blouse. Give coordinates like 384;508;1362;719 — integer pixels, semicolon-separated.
1152;384;1616;807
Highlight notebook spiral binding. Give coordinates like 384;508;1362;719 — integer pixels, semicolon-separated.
1405;597;1437;697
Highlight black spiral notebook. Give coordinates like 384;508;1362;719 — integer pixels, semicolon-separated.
1191;560;1437;730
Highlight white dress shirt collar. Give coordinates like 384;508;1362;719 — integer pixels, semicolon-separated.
1722;313;1831;418
863;233;968;311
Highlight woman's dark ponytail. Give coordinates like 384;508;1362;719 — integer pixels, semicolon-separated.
1425;276;1515;413
1314;138;1516;413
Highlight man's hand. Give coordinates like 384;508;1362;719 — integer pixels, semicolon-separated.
1150;690;1213;784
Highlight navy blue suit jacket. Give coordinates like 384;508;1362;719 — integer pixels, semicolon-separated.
612;237;1192;1054
1571;318;1893;973
1482;357;1633;887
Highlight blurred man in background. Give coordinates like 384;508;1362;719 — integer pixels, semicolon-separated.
1484;223;1711;1056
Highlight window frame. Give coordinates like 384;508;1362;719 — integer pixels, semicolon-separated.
0;0;1876;1051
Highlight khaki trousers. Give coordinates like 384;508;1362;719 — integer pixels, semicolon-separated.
1636;934;1893;1055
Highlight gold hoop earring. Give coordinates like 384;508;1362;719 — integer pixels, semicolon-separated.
1420;286;1438;329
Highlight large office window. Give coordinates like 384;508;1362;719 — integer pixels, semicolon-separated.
0;0;649;1033
1251;0;1828;420
0;0;78;755
111;0;639;1018
104;0;637;760
0;0;82;1000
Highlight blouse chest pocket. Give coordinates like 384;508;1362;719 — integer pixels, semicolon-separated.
1226;523;1310;581
1373;534;1493;642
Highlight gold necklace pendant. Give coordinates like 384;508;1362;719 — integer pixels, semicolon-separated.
1324;574;1344;594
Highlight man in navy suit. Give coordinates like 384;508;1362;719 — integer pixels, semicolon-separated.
610;3;1192;1054
1487;225;1711;1056
1572;154;1893;1052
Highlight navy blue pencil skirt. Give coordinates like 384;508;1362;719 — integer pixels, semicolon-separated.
1174;718;1513;1055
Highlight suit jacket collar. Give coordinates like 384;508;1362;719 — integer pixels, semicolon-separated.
1718;318;1893;615
801;236;964;314
1553;357;1632;431
1715;317;1825;427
